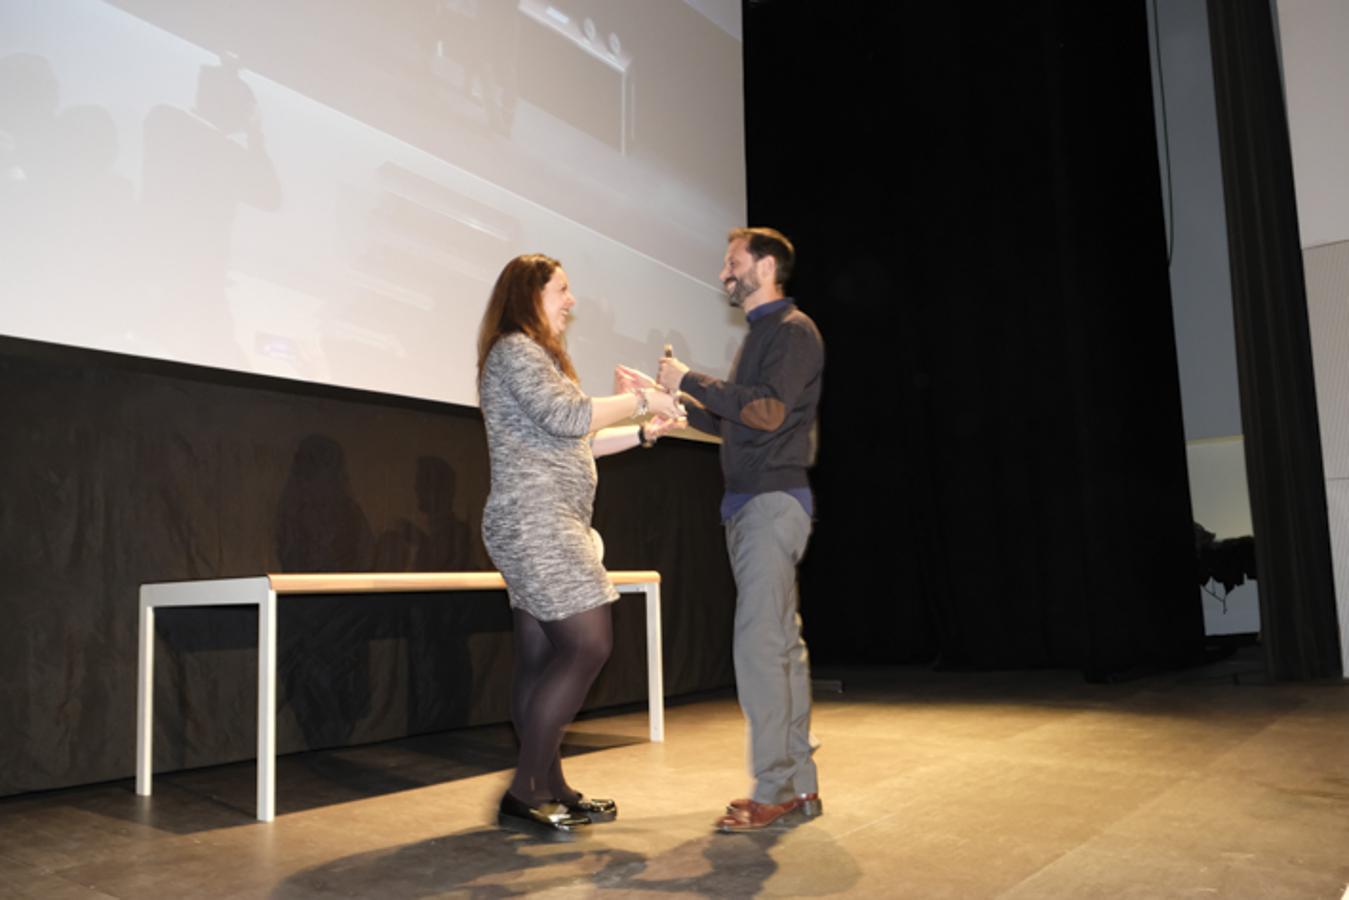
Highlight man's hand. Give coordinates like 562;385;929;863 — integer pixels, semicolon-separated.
614;364;658;394
658;355;689;393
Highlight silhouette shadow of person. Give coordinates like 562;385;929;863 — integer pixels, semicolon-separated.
276;435;377;753
374;456;497;740
1;53;135;339
140;53;280;366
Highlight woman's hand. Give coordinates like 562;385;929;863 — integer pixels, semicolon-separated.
615;364;658;394
643;414;686;442
643;387;684;419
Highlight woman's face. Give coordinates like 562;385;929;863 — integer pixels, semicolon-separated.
540;266;575;337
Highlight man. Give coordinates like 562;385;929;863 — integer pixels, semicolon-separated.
659;227;824;832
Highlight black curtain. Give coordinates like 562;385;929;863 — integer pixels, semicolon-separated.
1206;1;1342;680
0;337;734;797
744;2;1203;677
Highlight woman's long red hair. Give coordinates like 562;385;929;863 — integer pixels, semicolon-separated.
476;253;578;388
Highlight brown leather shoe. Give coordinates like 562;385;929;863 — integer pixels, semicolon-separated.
716;795;819;832
726;793;823;818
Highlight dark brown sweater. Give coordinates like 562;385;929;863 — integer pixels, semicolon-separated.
680;301;824;496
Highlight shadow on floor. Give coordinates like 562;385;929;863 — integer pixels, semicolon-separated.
272;817;861;898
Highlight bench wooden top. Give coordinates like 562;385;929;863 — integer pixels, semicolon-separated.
264;571;661;595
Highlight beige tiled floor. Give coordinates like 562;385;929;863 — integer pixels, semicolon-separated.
2;659;1347;898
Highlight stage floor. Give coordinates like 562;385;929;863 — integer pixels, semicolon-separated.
3;649;1348;898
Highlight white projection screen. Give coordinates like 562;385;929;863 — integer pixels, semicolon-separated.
0;0;747;407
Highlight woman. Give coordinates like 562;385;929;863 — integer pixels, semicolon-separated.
477;253;682;839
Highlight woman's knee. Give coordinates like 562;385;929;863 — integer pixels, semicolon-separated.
548;605;612;668
580;628;612;668
566;624;611;672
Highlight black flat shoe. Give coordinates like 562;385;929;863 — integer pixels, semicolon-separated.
563;795;617;823
497;792;589;841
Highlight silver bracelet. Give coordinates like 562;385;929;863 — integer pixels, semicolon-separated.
632;388;649;418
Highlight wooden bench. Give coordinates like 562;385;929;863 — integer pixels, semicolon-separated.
134;571;663;822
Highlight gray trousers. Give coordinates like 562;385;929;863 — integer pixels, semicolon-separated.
725;491;818;804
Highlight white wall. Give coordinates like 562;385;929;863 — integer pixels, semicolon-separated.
1273;0;1349;676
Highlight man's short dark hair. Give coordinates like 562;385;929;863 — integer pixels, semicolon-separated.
728;227;795;287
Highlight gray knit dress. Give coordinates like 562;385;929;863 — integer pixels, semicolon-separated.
479;333;619;620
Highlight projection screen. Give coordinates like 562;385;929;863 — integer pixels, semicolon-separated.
0;0;747;406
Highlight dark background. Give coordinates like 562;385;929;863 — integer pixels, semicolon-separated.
751;2;1200;675
3;2;1217;797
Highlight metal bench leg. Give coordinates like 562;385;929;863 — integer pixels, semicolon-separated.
135;593;154;797
257;587;277;822
644;582;664;742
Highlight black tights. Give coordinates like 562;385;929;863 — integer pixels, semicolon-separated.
509;604;613;805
